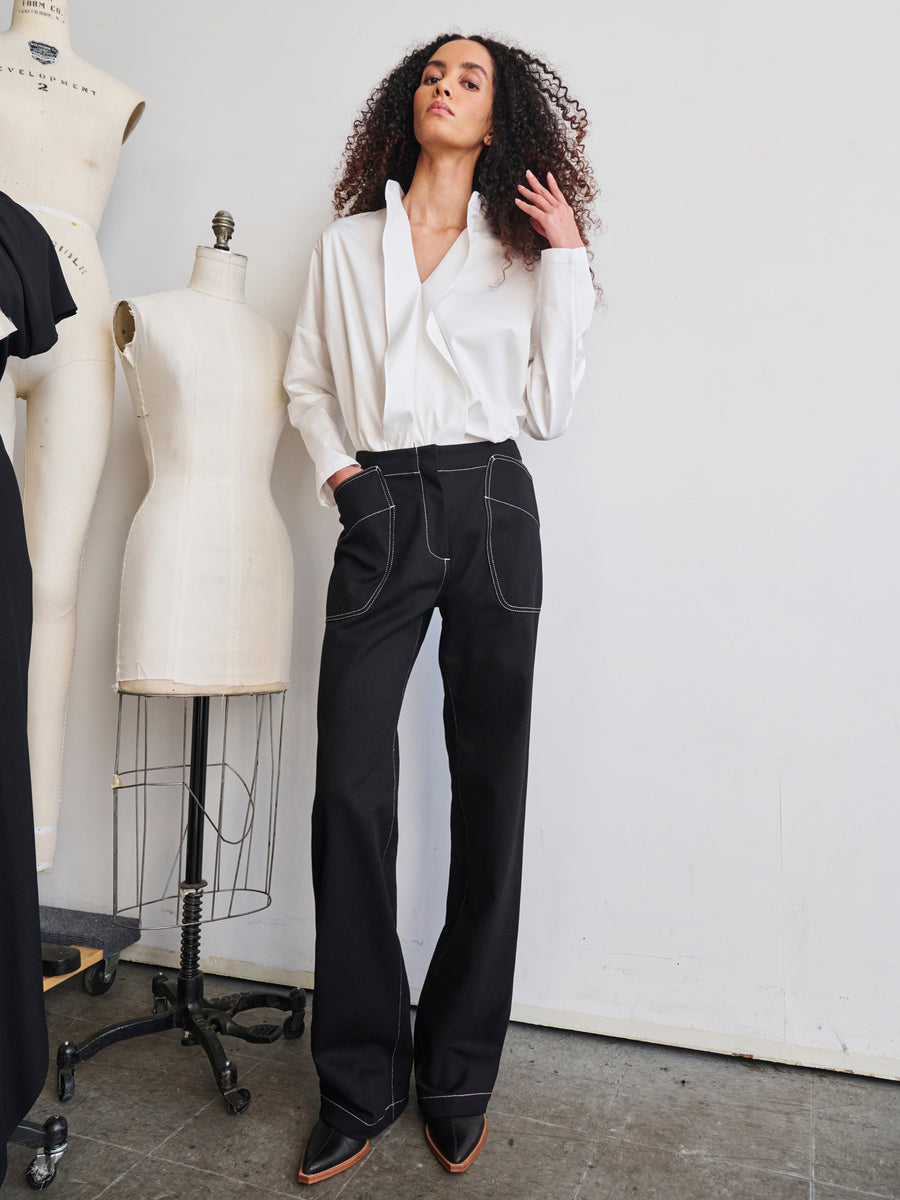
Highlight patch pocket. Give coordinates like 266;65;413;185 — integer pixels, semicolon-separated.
326;467;395;622
484;455;542;613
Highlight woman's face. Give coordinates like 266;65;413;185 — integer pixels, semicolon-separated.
413;39;494;155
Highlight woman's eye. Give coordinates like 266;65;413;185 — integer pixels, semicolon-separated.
422;73;440;85
462;80;479;90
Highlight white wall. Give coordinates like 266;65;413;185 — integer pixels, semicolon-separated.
17;0;900;1078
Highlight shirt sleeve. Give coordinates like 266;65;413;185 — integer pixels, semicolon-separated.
284;238;358;506
523;246;595;440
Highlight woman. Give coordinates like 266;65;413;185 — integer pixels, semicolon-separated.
284;32;597;1184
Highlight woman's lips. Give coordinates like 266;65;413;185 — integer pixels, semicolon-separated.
427;102;454;115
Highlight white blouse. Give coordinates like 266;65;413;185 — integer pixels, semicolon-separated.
284;180;595;505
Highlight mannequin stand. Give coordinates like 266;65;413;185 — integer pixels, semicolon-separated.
10;1115;67;1190
56;696;305;1114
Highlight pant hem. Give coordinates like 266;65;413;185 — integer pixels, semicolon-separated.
417;1094;491;1121
319;1094;409;1139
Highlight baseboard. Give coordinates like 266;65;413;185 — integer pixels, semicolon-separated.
120;944;900;1081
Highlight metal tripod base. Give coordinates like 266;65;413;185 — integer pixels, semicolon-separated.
56;969;306;1113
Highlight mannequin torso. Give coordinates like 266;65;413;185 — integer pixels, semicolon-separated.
116;246;293;695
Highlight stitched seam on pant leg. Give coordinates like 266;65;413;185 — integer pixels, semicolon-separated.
390;952;402;1113
426;672;471;982
437;464;489;473
415;445;449;563
382;731;400;865
434;555;449;601
381;470;419;477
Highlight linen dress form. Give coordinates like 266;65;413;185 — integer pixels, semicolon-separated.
116;267;292;694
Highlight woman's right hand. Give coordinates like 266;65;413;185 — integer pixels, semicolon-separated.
327;464;363;491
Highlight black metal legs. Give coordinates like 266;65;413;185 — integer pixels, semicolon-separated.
56;697;306;1115
56;970;306;1113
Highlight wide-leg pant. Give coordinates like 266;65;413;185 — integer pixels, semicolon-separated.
311;439;542;1139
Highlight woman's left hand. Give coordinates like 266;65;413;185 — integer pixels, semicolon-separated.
515;170;584;249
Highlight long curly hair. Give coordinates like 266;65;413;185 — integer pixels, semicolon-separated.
333;33;599;270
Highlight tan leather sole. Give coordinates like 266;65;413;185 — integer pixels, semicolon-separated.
425;1117;488;1173
297;1139;370;1185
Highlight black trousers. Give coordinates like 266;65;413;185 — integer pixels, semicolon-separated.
311;439;542;1138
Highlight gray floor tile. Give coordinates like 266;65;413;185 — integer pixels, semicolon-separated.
13;964;900;1200
491;1050;621;1135
151;1056;316;1191
359;1108;597;1200
599;1046;814;1176
95;1153;298;1199
576;1137;812;1200
813;1071;900;1199
814;1186;898;1199
3;1134;144;1199
501;1022;634;1084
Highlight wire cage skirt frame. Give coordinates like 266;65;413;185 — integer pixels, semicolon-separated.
56;691;306;1115
113;691;284;929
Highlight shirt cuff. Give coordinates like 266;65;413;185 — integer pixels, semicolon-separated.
316;452;359;507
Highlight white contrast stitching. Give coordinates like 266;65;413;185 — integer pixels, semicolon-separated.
488;497;540;527
415;446;450;563
326;470;396;622
491;453;534;480
321;1093;409;1125
483;456;541;613
420;1091;491;1100
332;464;376;497
423;672;471;980
437;464;488;473
340;505;393;540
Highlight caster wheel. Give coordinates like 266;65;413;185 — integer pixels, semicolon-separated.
82;961;117;996
26;1153;57;1190
57;1070;75;1103
282;1012;306;1039
223;1087;251;1114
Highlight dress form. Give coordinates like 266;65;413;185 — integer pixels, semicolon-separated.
115;216;293;695
0;0;144;871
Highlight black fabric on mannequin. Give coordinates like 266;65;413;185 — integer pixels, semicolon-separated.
0;192;75;1186
0;192;77;378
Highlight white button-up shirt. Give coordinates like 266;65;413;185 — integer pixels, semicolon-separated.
284;181;595;505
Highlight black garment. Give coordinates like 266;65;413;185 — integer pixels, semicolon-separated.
0;191;77;378
0;193;75;1185
311;439;541;1139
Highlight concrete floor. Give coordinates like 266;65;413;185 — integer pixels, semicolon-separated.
6;961;900;1199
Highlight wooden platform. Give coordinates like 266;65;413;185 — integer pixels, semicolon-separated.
43;945;103;992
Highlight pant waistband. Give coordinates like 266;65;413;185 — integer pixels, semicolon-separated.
356;440;520;474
